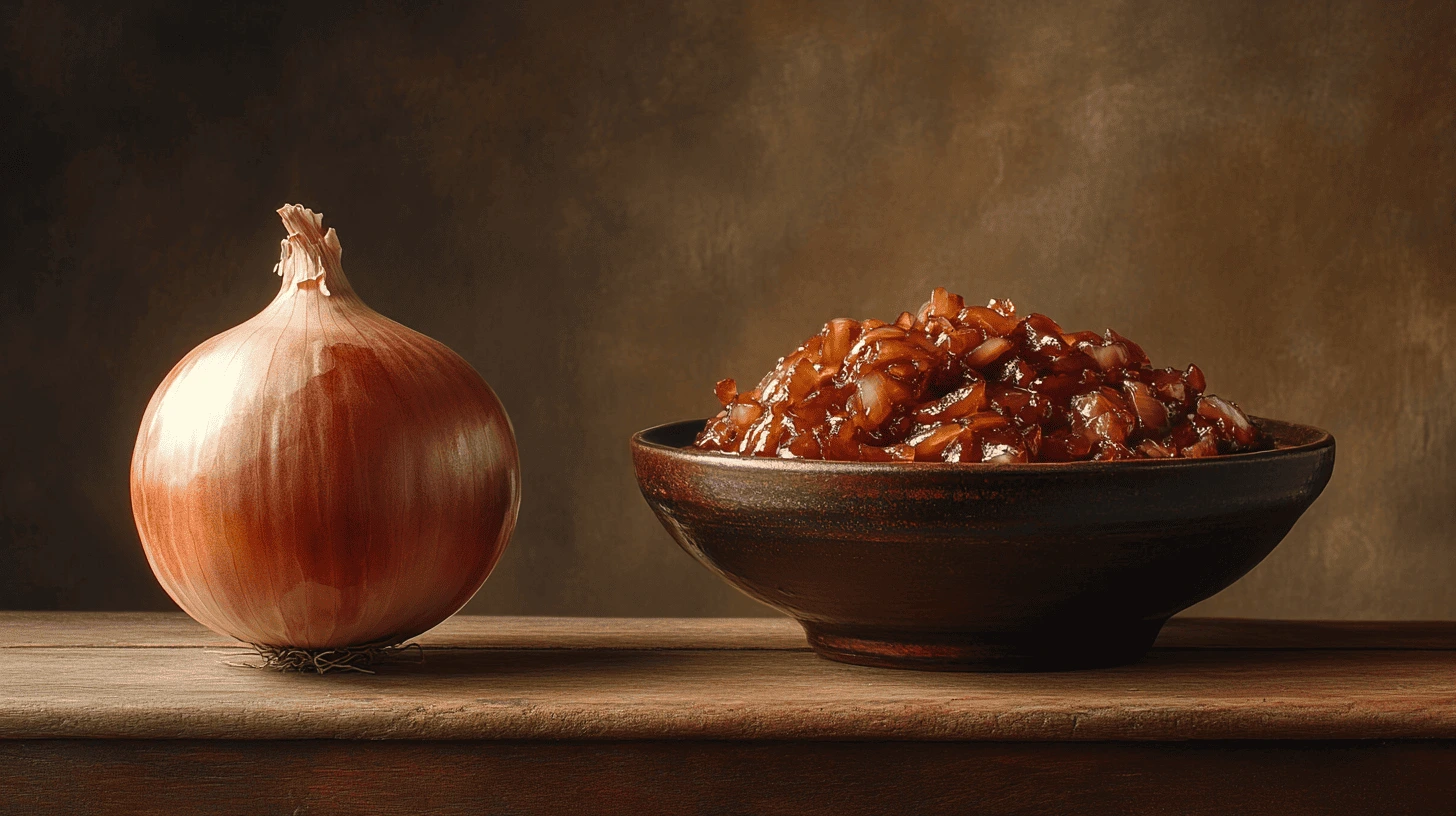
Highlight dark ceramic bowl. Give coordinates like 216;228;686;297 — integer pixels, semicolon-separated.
632;418;1334;672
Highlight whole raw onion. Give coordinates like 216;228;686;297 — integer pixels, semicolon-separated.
131;205;520;651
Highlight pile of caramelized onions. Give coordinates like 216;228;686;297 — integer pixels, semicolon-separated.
131;205;520;651
696;288;1265;463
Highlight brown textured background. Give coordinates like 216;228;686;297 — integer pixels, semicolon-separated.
2;1;1452;618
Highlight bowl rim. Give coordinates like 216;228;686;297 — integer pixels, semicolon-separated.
632;416;1334;474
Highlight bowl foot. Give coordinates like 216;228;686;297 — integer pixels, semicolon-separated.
802;619;1167;672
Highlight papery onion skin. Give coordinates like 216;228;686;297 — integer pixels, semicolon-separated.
130;205;520;649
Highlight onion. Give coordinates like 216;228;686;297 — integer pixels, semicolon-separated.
714;378;738;407
130;205;520;654
927;286;964;319
1122;380;1170;433
910;423;963;460
1083;341;1129;372
860;326;909;344
1136;439;1175;458
785;357;819;402
694;287;1267;462
1017;314;1069;362
854;372;896;427
1184;363;1207;393
1196;394;1260;446
1071;389;1134;444
821;318;859;368
965;336;1014;368
915;381;986;423
958;306;1018;338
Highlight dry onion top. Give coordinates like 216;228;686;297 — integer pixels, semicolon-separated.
694;288;1265;463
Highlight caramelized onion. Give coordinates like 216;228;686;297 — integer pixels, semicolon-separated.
966;336;1015;369
695;287;1265;462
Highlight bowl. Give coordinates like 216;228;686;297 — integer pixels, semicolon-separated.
632;417;1334;672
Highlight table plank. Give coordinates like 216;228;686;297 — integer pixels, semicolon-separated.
4;739;1454;816
6;612;1456;650
2;635;1455;741
1158;618;1456;650
0;612;810;650
6;613;1454;814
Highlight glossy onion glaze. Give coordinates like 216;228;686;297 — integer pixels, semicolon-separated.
696;288;1264;463
131;206;519;648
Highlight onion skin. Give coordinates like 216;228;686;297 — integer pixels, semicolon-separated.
130;205;520;649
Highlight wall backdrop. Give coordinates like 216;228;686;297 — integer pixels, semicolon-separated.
3;0;1453;618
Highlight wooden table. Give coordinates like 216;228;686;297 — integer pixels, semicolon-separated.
2;613;1454;814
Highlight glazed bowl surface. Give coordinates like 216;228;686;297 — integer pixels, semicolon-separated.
632;418;1334;671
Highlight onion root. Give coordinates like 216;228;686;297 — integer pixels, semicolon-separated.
234;641;425;674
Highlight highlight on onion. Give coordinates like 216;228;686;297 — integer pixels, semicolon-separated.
130;205;520;669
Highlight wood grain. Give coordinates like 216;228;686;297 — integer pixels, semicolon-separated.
4;614;1456;814
6;612;1456;650
2;739;1454;816
1156;617;1456;650
2;614;1455;742
0;612;810;650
